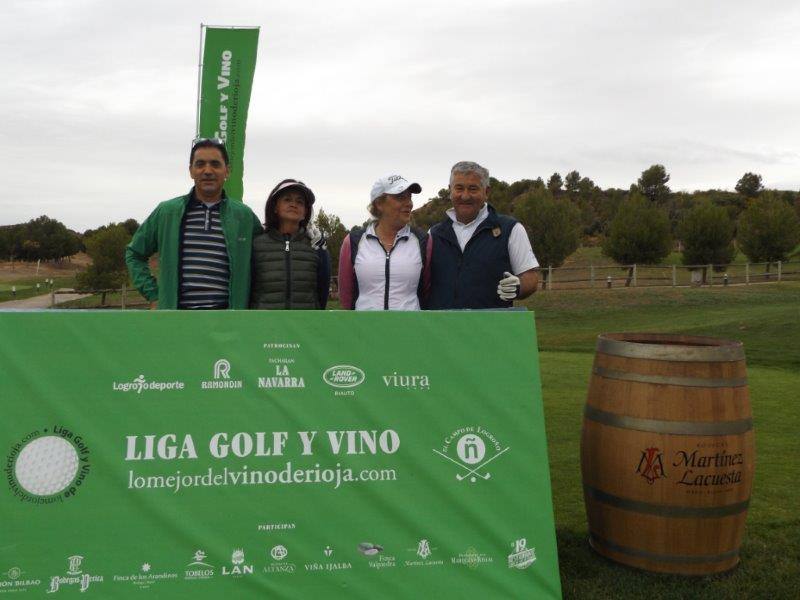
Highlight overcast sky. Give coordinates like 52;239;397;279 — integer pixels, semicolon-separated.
2;0;799;231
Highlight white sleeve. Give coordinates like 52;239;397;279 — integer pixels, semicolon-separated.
508;223;538;274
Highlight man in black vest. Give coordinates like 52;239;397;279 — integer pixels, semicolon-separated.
428;161;539;309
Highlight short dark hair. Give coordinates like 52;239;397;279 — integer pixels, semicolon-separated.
190;138;229;165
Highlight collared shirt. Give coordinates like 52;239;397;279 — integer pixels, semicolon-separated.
178;195;230;309
444;204;539;273
353;223;423;311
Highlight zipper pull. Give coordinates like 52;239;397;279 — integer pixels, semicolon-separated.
285;240;290;251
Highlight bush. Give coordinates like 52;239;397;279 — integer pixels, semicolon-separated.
678;201;735;283
603;193;672;265
76;225;131;289
603;193;672;285
515;188;581;274
679;201;735;266
737;194;800;264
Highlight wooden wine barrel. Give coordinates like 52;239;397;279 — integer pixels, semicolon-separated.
580;333;755;575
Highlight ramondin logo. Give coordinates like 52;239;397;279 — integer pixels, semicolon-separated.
5;427;90;504
113;375;185;393
214;359;230;379
323;365;365;388
202;359;243;390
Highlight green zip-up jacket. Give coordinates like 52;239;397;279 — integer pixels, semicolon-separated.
125;191;263;309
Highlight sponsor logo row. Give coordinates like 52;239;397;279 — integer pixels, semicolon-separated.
112;360;430;394
1;538;536;593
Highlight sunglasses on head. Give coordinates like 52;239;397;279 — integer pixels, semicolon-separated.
192;137;226;147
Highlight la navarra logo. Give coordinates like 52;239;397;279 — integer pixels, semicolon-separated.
260;362;305;389
260;343;306;389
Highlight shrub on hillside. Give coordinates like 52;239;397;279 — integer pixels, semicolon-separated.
679;201;735;283
603;193;672;285
737;195;800;266
77;225;131;289
515;188;581;276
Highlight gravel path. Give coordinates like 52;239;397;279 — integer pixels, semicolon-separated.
0;290;92;309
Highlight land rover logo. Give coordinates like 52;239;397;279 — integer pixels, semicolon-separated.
323;365;365;388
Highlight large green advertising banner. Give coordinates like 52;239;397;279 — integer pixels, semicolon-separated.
198;26;259;201
0;311;561;598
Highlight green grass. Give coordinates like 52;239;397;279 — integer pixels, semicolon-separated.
526;282;800;370
522;282;800;598
58;289;149;309
0;276;77;302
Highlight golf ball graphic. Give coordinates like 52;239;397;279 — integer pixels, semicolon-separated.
14;435;79;496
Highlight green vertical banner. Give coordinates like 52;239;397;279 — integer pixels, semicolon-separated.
198;26;259;201
0;311;561;598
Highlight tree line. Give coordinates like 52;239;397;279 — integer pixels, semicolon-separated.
412;166;800;282
3;166;799;290
0;216;83;262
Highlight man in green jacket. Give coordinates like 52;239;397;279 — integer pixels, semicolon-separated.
125;138;262;309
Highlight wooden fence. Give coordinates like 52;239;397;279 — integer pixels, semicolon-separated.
51;261;798;308
538;261;799;290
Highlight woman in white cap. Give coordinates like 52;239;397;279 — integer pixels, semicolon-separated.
338;174;431;310
250;179;331;309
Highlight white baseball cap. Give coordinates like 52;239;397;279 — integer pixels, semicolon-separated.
370;174;422;202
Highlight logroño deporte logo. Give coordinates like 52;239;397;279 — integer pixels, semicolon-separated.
113;374;184;394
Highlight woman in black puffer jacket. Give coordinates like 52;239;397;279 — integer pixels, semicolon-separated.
250;179;330;309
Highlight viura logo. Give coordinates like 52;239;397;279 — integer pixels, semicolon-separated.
382;372;430;390
322;365;365;389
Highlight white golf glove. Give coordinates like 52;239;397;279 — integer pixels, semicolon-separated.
306;224;327;250
497;271;520;300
